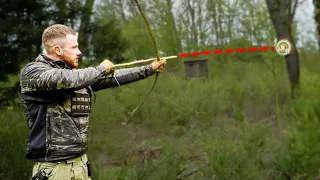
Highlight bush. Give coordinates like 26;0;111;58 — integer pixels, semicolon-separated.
274;99;320;179
0;107;33;179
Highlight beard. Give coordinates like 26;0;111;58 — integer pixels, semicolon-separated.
61;54;78;69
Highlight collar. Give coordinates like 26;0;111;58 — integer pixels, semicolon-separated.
35;54;71;69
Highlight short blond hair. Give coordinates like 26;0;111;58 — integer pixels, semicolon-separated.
42;24;76;54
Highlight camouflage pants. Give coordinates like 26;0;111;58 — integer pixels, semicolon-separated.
32;154;92;180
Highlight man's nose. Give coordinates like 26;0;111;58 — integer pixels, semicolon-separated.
77;49;82;56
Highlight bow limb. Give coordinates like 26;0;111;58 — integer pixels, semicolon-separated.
122;0;161;125
134;0;161;61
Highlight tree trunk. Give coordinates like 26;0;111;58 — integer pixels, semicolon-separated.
119;0;127;23
313;0;320;51
78;0;95;60
187;0;198;47
217;0;225;45
54;0;68;24
265;0;300;98
208;1;220;46
166;0;182;53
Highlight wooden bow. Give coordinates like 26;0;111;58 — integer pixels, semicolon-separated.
122;0;162;124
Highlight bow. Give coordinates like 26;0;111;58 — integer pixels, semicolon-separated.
122;0;161;125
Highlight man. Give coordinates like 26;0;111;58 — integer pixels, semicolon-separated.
19;24;166;180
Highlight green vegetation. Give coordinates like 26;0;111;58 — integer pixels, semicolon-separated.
1;0;320;179
1;50;320;179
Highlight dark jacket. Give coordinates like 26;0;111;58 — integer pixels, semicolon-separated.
19;54;154;162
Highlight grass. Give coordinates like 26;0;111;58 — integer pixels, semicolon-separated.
1;50;320;179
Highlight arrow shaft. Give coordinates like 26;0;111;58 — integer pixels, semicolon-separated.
114;55;177;69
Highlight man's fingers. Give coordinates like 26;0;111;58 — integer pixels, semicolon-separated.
151;59;166;72
158;60;166;69
158;59;166;66
101;60;115;74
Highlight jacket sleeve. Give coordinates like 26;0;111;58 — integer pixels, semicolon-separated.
20;62;107;93
91;65;154;92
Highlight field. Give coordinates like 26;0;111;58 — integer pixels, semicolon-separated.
1;50;320;180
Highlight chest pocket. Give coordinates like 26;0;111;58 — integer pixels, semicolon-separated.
63;88;92;116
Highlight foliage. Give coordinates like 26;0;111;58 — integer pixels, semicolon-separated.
1;0;320;179
1;50;320;179
0;107;33;179
91;16;129;63
274;100;320;179
0;0;52;81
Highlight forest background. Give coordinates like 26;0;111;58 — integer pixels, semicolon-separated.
1;0;320;179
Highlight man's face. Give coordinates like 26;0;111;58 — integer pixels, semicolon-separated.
59;34;82;68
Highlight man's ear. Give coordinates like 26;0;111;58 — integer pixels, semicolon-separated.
53;45;63;56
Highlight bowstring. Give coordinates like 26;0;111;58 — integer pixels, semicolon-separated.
123;0;160;124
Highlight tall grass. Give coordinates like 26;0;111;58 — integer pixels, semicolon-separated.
1;50;320;179
0;107;33;179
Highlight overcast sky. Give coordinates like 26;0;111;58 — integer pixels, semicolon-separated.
295;0;318;48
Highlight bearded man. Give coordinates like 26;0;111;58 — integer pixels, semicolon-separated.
19;24;166;180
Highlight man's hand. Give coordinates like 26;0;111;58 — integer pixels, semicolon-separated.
151;59;166;73
100;60;114;74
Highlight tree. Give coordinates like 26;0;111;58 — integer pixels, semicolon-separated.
313;0;320;50
51;0;83;28
90;3;129;63
78;0;95;59
147;0;182;55
0;0;56;106
0;0;52;82
265;0;300;98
